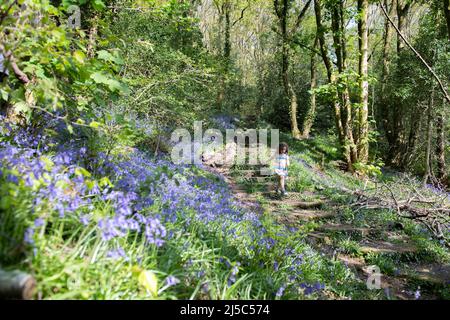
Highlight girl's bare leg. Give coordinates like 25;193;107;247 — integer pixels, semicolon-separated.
276;175;281;192
280;176;285;192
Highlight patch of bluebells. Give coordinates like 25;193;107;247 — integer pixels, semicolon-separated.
0;114;327;297
0;116;167;249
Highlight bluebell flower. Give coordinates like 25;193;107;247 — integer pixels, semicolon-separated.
165;276;180;287
276;285;285;298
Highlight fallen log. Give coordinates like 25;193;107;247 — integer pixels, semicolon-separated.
0;269;36;300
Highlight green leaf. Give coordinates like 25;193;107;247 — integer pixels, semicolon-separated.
98;177;113;187
91;0;106;10
0;88;8;101
138;270;158;297
13;101;29;114
89;121;101;128
75;167;91;177
90;72;110;85
73;50;86;64
97;50;122;65
40;156;54;170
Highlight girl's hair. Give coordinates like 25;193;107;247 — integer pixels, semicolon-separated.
279;142;288;154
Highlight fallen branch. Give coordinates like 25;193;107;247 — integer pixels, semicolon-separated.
333;182;449;246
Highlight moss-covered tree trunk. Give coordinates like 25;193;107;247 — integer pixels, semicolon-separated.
357;0;369;163
301;35;318;139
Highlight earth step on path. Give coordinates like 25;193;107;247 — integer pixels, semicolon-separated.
318;223;371;236
358;239;417;254
269;199;325;209
399;264;450;284
277;209;335;221
307;230;417;254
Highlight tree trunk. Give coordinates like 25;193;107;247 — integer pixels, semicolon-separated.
380;0;396;146
330;0;357;168
357;0;369;163
314;0;344;144
224;1;231;68
396;1;410;54
301;35;318;139
87;16;98;58
436;104;447;185
277;0;301;139
423;86;434;186
443;0;450;40
314;0;353;170
388;0;411;166
401;104;422;168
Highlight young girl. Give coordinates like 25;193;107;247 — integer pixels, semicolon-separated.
273;142;290;196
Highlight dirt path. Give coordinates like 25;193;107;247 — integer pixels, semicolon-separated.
207;162;449;300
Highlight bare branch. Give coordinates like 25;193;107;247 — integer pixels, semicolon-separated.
290;0;312;36
380;3;450;104
231;1;250;27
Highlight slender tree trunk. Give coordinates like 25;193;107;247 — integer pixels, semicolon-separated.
396;1;410;54
314;0;344;145
314;0;353;170
443;0;450;40
331;0;357;167
224;1;231;67
357;0;369;163
301;35;319;139
423;86;434;186
436;104;447;185
87;16;98;58
380;0;396;146
402;105;422;168
277;0;301;139
388;0;411;166
216;1;231;111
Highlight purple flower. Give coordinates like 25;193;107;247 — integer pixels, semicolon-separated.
165;276;180;287
106;247;128;260
414;289;421;300
24;227;34;245
80;215;90;226
276;285;285;298
34;218;44;227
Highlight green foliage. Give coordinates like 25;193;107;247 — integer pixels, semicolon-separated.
108;0;221;128
0;0;127;125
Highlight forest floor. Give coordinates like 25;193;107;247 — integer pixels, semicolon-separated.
206;137;450;300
